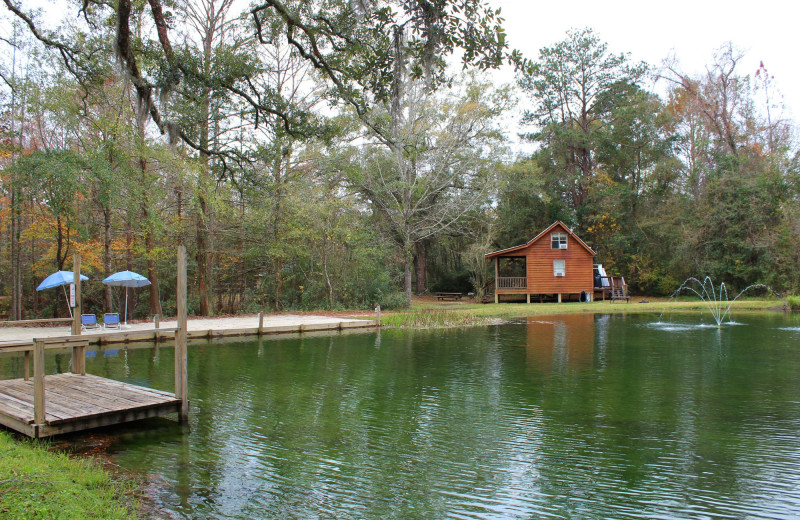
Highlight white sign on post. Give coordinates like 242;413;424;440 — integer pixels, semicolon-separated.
69;283;76;308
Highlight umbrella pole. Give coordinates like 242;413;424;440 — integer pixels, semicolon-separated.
124;286;128;327
63;285;73;319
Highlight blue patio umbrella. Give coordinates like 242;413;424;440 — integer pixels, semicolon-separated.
102;271;151;326
36;271;89;318
36;271;89;291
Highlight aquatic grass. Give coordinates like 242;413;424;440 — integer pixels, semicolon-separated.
381;309;498;328
786;295;800;311
0;431;138;519
382;297;783;328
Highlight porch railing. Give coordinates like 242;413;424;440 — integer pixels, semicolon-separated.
497;277;527;289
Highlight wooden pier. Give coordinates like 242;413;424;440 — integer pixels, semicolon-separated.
0;247;189;438
0;335;184;438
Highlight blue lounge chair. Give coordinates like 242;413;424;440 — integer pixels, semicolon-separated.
104;313;121;329
81;314;99;331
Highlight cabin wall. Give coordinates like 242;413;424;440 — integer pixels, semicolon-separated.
493;223;594;296
525;231;593;294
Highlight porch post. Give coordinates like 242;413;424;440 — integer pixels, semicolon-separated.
494;257;499;304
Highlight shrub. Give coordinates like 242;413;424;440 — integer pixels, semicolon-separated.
786;295;800;311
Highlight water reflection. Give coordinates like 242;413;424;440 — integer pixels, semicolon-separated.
4;316;799;518
525;314;595;372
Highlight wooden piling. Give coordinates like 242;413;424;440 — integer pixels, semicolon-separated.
72;255;81;336
258;312;264;335
375;305;381;326
33;339;45;426
175;245;189;422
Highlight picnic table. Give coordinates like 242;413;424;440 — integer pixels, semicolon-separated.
435;292;463;301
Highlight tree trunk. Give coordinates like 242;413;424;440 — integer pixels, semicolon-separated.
196;199;211;316
102;207;112;312
138;119;161;318
404;245;413;307
10;188;20;320
414;240;427;294
55;215;66;270
146;231;161;317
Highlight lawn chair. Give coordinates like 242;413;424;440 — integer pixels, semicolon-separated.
81;314;99;331
104;313;121;329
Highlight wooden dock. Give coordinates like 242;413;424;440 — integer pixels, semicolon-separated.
0;373;180;438
0;334;185;439
0;247;190;438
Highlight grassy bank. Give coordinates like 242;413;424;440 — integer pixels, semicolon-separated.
382;297;786;328
0;431;137;519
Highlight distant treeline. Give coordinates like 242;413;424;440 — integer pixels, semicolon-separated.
0;3;797;319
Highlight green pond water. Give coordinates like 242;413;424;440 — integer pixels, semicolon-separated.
5;312;800;519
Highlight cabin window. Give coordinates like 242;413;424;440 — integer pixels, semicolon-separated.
551;232;567;249
553;260;566;277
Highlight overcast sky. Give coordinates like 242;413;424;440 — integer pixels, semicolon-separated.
490;0;797;123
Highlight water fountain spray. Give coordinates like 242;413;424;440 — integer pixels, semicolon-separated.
666;277;780;327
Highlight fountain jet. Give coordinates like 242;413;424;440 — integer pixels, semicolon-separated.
666;277;779;327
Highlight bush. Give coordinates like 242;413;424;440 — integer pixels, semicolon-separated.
786;295;800;311
374;292;409;310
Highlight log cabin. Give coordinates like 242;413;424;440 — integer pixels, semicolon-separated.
485;221;596;303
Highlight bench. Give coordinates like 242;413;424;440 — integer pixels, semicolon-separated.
435;292;463;301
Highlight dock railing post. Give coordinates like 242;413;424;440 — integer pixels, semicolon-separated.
33;338;46;428
258;312;264;335
175;245;189;422
71;340;86;376
375;305;381;327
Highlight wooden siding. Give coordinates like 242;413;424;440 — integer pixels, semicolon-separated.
495;223;594;295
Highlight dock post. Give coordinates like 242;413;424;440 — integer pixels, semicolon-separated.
71;255;81;336
33;338;46;429
375;305;381;326
71;340;86;376
258;312;264;335
175;245;189;422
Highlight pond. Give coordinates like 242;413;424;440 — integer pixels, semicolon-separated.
7;312;800;519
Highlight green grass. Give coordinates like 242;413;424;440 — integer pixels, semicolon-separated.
382;297;786;328
786;295;800;311
0;431;138;519
381;309;500;328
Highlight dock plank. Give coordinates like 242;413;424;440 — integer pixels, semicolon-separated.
0;381;79;421
0;373;181;437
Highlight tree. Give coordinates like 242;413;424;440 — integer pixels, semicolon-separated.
517;28;647;214
347;77;508;305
